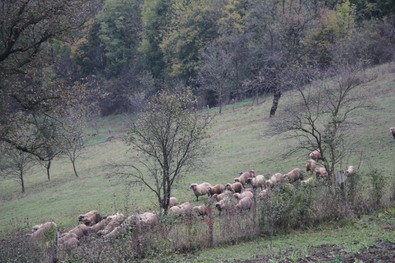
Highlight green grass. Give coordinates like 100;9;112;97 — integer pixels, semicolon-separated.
147;213;395;262
1;63;395;240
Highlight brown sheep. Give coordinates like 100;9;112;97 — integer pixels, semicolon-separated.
284;168;303;182
190;182;212;201
315;167;328;178
233;190;254;200
59;235;79;251
31;222;57;242
170;202;192;216
306;159;317;173
215;199;235;215
390;127;395;139
235;197;253;212
78;210;102;226
68;224;89;239
208;184;225;196
266;173;285;188
169;197;178;208
225;182;243;193
235;170;255;186
247;175;266;189
88;217;112;234
309;150;322;161
192;205;209;216
98;212;125;236
258;189;271;199
212;190;233;201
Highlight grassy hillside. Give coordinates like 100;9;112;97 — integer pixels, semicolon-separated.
1;63;395;234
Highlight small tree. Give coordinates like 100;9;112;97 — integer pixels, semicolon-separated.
60;111;86;178
0;143;35;193
273;63;369;192
121;89;210;214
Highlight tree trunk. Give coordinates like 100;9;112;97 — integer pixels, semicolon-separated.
20;171;25;193
269;89;282;118
71;159;79;177
46;160;51;181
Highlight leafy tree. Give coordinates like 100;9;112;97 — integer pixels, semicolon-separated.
246;0;319;117
140;0;171;79
97;0;142;78
160;0;220;83
119;89;211;214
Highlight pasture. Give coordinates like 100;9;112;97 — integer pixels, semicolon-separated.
0;63;395;260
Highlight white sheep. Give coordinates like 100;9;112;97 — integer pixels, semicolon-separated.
212;190;233;201
247;175;266;189
98;212;125;236
190;182;212;201
192;205;209;216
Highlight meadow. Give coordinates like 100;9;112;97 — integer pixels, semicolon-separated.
0;63;395;261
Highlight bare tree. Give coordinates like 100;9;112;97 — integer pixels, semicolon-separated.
59;110;87;178
0;142;35;193
116;89;211;214
272;63;369;189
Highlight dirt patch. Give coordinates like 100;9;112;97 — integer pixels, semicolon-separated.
240;241;395;263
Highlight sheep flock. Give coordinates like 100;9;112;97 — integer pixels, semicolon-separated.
30;149;358;254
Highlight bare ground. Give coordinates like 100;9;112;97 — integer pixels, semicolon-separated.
239;241;395;263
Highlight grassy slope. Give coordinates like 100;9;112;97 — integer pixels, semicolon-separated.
0;63;395;235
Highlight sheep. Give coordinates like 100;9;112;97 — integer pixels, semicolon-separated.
208;184;225;196
306;159;317;174
233;190;253;200
235;170;255;186
170;202;192;216
169;197;178;208
266;173;284;188
345;165;355;176
309;150;322;161
284;168;303;182
315;167;328;178
192;205;209;217
390;127;395;139
68;224;89;239
189;182;212;201
212;190;233;201
258;189;271;199
88;216;112;234
301;177;315;186
58;235;79;251
31;222;57;242
98;212;125;236
215;199;235;215
78;210;102;226
225;182;243;193
139;212;159;227
235;197;253;212
247;175;266;189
